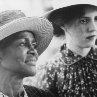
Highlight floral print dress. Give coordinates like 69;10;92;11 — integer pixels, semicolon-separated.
37;44;97;97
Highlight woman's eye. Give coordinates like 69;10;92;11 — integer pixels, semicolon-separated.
80;18;88;24
31;42;38;48
19;41;38;48
32;42;37;48
19;42;27;47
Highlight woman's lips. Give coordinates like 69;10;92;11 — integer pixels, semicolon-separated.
86;35;96;40
25;58;37;66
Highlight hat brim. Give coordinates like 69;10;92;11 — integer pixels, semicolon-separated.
42;3;97;27
0;17;53;55
53;0;97;9
43;0;97;24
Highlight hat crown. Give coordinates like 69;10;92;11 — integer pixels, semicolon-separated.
0;10;25;27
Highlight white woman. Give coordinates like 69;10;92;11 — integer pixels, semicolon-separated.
36;2;97;97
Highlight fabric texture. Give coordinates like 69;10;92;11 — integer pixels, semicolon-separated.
36;44;97;97
24;85;55;97
0;85;55;97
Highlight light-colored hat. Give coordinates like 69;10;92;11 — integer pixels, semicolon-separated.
42;0;97;26
0;10;53;55
52;0;97;9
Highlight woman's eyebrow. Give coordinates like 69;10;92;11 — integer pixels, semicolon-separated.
80;17;89;18
24;38;36;43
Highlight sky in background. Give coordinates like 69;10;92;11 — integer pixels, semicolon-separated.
0;0;54;16
0;0;96;17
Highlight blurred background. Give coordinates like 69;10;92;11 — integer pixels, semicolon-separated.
0;0;65;16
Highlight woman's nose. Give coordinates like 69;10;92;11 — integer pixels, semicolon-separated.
27;44;38;56
88;21;97;33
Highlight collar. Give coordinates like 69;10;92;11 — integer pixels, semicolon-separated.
61;44;97;65
0;87;28;97
19;87;28;97
87;46;97;60
0;92;8;97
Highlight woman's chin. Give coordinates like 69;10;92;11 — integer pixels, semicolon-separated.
14;65;37;78
81;41;95;48
83;43;95;48
24;66;37;77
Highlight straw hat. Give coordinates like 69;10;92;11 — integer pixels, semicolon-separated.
42;0;97;26
0;10;53;55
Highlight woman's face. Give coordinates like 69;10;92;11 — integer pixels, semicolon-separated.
65;8;97;48
0;31;38;77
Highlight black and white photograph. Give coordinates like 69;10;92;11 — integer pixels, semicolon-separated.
0;0;96;97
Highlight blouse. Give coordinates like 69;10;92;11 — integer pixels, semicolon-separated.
37;44;97;97
0;85;55;97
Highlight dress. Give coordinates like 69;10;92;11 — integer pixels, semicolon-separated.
37;44;97;97
0;85;55;97
24;85;55;97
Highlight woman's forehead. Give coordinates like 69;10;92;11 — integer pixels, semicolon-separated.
18;31;34;37
83;8;97;16
17;31;35;40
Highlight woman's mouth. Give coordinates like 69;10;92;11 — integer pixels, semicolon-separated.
25;59;37;66
86;35;96;40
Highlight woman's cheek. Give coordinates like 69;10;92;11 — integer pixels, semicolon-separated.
17;49;27;62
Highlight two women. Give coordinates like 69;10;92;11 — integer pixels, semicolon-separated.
37;2;97;97
0;10;54;97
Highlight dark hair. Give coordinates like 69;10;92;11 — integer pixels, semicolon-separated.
48;4;97;27
0;30;34;49
96;39;97;45
52;23;65;37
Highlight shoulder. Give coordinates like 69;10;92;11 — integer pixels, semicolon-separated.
24;85;55;97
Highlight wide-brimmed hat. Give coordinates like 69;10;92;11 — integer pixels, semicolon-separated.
42;0;97;26
0;10;53;55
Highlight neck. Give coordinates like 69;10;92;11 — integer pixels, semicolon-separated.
66;41;91;57
0;67;24;97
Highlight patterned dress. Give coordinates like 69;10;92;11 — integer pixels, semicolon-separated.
37;44;97;97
